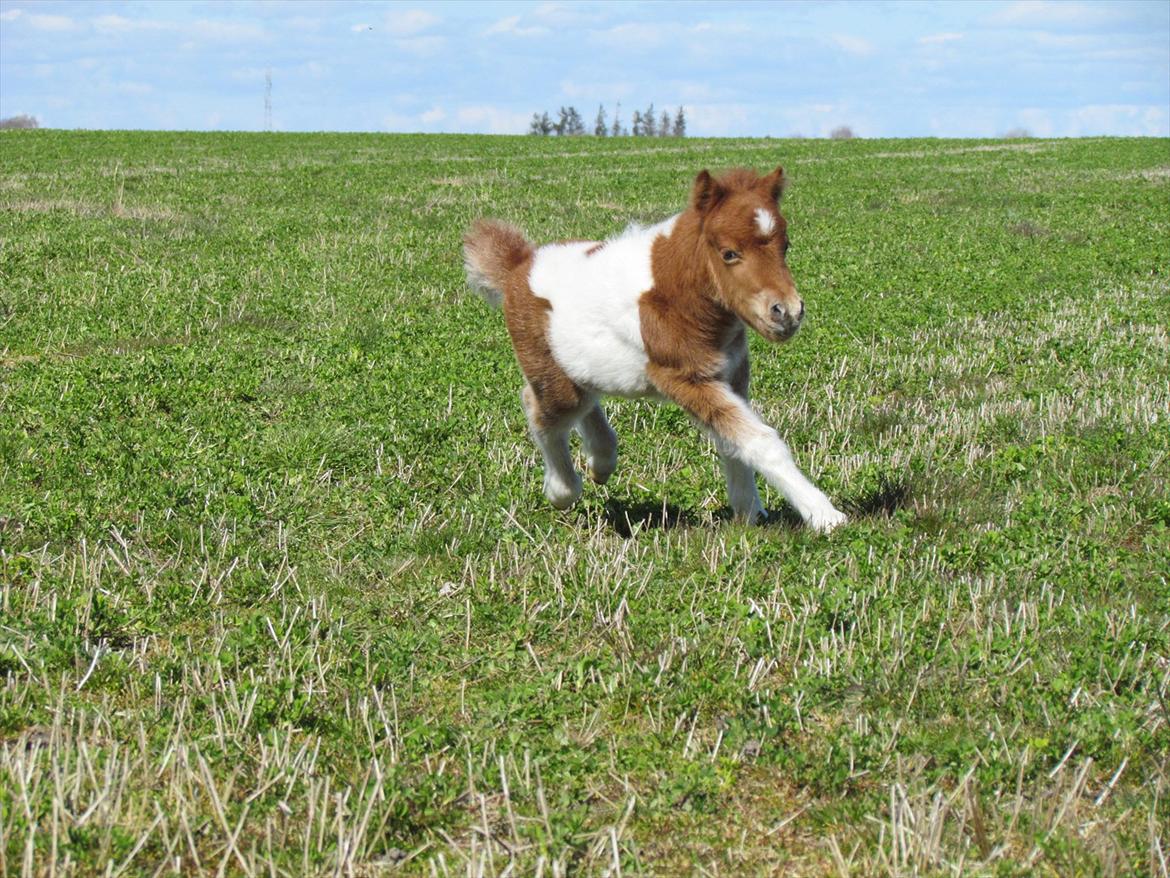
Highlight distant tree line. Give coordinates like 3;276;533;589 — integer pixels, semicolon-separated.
530;103;686;137
0;114;39;130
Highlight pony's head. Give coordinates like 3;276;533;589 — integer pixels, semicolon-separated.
691;166;802;342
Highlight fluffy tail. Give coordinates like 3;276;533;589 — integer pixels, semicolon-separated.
463;219;533;308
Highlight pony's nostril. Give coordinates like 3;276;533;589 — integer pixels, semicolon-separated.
797;301;805;320
770;303;787;320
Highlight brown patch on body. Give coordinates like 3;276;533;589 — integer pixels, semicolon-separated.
501;258;585;429
463;221;584;428
640;211;736;377
645;364;756;442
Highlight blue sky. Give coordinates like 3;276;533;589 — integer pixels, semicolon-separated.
1;0;1167;137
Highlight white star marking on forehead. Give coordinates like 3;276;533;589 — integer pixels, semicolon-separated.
754;207;776;237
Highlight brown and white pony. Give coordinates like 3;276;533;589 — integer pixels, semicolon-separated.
463;166;847;532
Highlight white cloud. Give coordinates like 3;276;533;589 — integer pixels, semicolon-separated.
284;17;321;32
454;105;531;134
230;62;330;83
392;35;446;57
990;1;1114;27
589;21;664;49
88;14;262;44
831;34;874;57
190;19;266;42
230;66;269;83
676;82;731;102
683;103;753;137
1030;31;1098;50
1016;108;1055;137
689;20;751;36
381;110;421;132
383;104;530;135
93;14;136;32
385;9;439;36
926;107;1002;137
93;14;170;34
351;23;372;33
926;102;1169;138
533;3;605;25
560;79;633;99
484;15;549;37
919;32;964;46
116;81;154;96
8;10;78;31
1067;103;1168;136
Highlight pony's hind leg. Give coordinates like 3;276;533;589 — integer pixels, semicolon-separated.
721;455;765;523
521;384;583;510
577;402;618;484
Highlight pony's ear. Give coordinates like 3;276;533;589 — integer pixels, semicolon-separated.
692;170;724;214
762;165;786;202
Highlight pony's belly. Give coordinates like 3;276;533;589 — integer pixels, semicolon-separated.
547;322;653;397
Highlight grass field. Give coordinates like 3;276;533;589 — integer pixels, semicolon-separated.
1;131;1168;876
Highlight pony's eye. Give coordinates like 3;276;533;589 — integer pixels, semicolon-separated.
721;249;741;264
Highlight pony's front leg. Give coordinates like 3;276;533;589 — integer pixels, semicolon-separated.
722;352;765;523
649;368;847;532
720;455;766;523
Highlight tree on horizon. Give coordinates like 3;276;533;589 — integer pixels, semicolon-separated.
528;111;553;135
594;104;608;137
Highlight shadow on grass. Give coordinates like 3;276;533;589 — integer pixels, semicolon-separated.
601;498;696;537
600;496;803;535
599;474;913;537
846;474;913;518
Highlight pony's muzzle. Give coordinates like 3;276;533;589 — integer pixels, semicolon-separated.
768;300;804;337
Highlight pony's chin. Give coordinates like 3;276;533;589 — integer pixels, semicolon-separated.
755;320;800;343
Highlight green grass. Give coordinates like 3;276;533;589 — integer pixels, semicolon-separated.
1;131;1168;876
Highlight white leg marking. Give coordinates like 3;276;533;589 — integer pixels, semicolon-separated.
536;428;582;510
707;391;847;533
740;431;847;532
720;454;765;523
576;403;618;484
521;387;583;510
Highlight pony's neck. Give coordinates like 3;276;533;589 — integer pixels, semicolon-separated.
656;209;737;325
656;209;712;296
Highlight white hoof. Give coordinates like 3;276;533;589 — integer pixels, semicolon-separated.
587;453;617;485
733;502;767;524
544;473;582;510
806;507;848;534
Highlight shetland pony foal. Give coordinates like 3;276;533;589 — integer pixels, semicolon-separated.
463;166;848;532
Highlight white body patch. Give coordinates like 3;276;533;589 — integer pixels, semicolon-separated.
754;207;776;237
529;214;679;398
